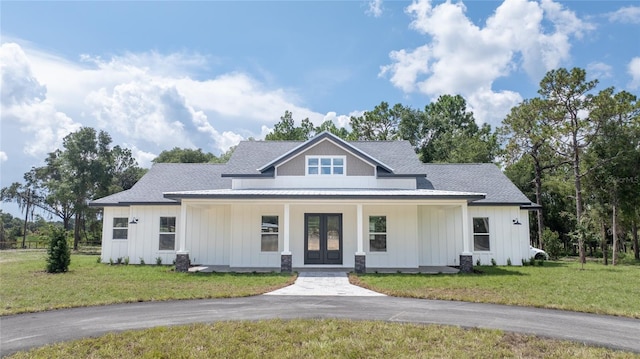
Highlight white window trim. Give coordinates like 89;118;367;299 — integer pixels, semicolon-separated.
158;216;176;252
261;215;279;252
368;215;387;253
472;217;491;252
305;155;346;176
112;217;128;241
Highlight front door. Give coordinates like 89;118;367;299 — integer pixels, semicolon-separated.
304;213;342;265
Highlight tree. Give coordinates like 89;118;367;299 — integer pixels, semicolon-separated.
349;102;409;141
499;97;561;247
265;111;314;141
538;68;600;264
46;227;70;273
153;147;216;164
401;95;498;163
585;90;640;264
0;182;39;248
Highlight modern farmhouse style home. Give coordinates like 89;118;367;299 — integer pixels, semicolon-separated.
90;132;538;273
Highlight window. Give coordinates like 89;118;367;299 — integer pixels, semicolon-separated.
112;217;128;240
369;216;387;252
307;156;344;175
473;217;490;251
159;217;176;251
261;216;279;252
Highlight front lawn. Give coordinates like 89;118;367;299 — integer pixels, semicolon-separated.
7;319;639;359
0;251;295;316
351;260;640;318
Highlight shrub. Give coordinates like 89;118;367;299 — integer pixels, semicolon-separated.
542;228;563;259
139;257;145;265
475;258;481;266
537;259;544;266
124;256;130;266
46;227;71;273
109;258;114;265
96;256;101;264
529;257;536;266
506;258;512;266
491;258;497;266
156;257;162;265
116;257;123;265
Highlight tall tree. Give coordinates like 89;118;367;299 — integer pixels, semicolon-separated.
265;111;314;141
499;97;561;247
538;68;600;264
401;95;498;163
349;102;409;141
586;90;640;264
0;182;38;248
153;147;216;164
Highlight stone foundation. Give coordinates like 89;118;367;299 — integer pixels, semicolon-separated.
459;254;473;273
175;253;190;272
355;254;366;274
281;254;292;273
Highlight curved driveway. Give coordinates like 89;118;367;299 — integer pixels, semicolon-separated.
2;295;640;356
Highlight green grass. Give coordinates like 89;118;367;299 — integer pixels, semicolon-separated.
351;260;640;318
7;319;639;359
0;251;295;315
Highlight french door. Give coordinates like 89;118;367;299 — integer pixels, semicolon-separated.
304;213;342;265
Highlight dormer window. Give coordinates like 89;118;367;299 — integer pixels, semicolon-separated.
307;156;345;175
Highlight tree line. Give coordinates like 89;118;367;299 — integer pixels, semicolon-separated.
2;67;638;264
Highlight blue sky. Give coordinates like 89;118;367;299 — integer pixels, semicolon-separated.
1;0;639;217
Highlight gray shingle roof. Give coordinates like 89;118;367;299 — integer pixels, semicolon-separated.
91;140;534;207
418;163;533;205
90;163;231;206
224;138;425;176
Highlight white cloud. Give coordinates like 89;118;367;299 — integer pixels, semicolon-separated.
628;57;640;90
0;151;7;162
607;6;640;24
380;0;592;125
0;42;81;157
587;62;613;80
366;0;383;18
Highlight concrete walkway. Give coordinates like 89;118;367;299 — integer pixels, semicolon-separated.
265;272;385;296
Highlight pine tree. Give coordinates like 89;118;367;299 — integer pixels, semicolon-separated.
46;227;71;273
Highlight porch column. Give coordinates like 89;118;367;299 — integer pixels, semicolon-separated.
459;202;473;273
280;203;292;273
355;204;366;273
176;202;190;272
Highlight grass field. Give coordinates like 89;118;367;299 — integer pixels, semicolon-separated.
0;251;295;316
7;319;639;359
351;260;640;318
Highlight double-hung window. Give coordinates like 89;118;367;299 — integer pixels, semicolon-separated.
369;216;387;252
159;217;176;251
473;217;490;251
307;156;344;175
112;218;128;240
261;215;279;252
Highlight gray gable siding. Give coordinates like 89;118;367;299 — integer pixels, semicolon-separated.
276;140;375;176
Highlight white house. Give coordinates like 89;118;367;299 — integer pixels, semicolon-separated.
90;132;538;273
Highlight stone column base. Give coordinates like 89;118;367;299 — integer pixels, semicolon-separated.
175;253;190;272
355;254;366;274
281;254;292;273
459;254;473;273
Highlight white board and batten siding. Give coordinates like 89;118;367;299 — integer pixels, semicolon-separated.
185;205;231;266
228;204;283;268
418;206;464;266
364;204;419;269
101;205;181;265
100;207;130;263
468;206;529;265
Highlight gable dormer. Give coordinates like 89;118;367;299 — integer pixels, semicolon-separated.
223;132;424;190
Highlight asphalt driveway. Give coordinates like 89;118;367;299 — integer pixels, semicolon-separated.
2;295;640;356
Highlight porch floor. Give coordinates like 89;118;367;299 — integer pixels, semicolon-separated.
187;265;458;274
